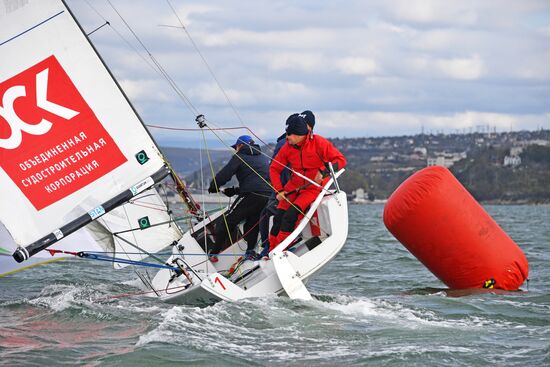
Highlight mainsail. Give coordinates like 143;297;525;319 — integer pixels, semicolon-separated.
0;0;170;262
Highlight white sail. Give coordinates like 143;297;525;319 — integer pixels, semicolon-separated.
0;186;181;274
86;187;182;269
0;0;166;251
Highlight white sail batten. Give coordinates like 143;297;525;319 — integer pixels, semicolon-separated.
0;0;165;250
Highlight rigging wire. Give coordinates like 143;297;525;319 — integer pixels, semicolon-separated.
86;0;274;158
83;0;159;75
105;0;199;117
100;0;276;155
153;117;333;239
91;0;207;221
90;1;277;160
198;137;211;273
165;0;247;128
199;129;249;284
83;1;203;220
147;123;328;196
79;1;334;262
199;120;315;219
200;129;236;253
88;0;263;148
146;124;272;150
135;269;160;297
50;250;248;257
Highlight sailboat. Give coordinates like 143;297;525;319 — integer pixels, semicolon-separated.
0;0;348;304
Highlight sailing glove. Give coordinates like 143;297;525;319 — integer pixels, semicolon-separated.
319;162;340;177
208;181;218;193
223;187;239;197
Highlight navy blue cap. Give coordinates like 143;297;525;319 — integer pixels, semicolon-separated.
299;110;315;128
286;113;299;125
285;115;308;136
231;135;254;149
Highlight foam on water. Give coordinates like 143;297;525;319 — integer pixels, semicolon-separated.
1;204;548;366
135;297;361;362
28;284;89;312
365;345;474;357
314;293;534;333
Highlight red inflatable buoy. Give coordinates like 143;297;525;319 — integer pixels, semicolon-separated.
383;166;528;290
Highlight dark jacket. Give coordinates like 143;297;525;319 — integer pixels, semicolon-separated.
212;143;271;194
273;133;291;187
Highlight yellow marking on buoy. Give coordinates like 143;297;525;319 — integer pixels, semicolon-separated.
483;278;496;289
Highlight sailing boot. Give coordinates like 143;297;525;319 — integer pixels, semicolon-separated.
259;243;269;258
244;249;259;261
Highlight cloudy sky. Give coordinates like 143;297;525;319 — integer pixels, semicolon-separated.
66;0;550;147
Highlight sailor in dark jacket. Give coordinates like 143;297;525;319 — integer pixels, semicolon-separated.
207;135;271;260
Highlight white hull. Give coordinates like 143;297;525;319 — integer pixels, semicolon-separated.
150;172;348;304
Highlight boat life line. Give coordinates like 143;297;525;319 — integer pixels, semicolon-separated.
383;166;529;291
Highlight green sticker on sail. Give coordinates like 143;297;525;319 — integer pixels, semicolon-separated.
138;216;151;229
135;150;149;165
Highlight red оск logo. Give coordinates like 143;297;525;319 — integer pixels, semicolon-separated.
0;55;128;210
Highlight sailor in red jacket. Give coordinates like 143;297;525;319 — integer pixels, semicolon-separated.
268;114;346;251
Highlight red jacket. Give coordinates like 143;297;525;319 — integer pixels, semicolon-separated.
270;134;346;193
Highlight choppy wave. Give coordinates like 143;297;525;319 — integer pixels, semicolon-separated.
1;204;549;366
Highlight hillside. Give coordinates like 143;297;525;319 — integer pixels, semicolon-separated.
163;129;550;203
160;147;229;175
452;145;550;203
331;129;550;203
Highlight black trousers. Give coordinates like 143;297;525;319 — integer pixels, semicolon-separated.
270;205;301;237
211;192;268;254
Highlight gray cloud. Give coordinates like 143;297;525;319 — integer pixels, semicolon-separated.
67;0;550;145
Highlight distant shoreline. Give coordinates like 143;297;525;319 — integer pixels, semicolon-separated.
479;199;550;206
349;199;550;206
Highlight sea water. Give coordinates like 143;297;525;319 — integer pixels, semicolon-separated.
0;205;549;366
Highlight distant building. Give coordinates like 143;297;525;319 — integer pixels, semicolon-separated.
504;155;521;167
510;147;523;156
516;139;550;148
503;146;523;167
353;188;366;203
427;152;467;168
414;147;427;156
427;156;447;167
529;139;549;147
